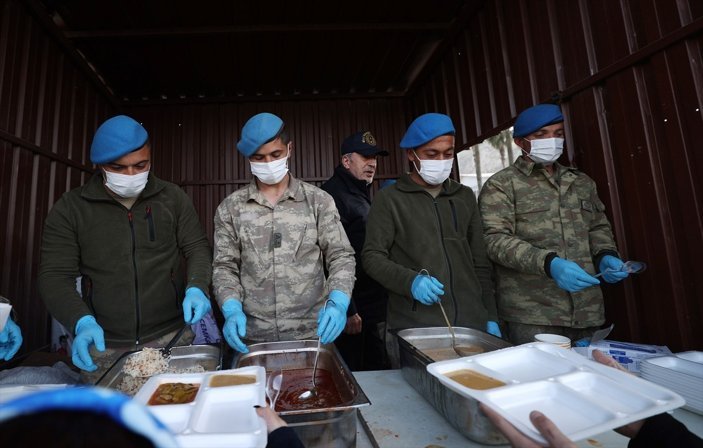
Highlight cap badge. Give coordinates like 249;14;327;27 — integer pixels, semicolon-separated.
362;131;376;146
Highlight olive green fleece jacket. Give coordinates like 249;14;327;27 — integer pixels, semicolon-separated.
362;173;498;332
38;172;212;346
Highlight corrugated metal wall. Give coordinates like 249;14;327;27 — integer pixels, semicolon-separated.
124;101;408;244
407;0;703;351
3;0;701;358
0;0;116;355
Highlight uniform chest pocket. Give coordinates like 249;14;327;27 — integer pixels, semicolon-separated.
515;202;551;221
293;223;320;260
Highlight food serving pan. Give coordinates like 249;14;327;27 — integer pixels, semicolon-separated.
96;344;222;394
397;327;512;445
233;340;370;448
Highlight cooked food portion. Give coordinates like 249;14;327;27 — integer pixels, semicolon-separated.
122;347;169;377
421;345;484;361
209;374;256;387
148;382;200;405
275;368;343;411
445;369;505;390
116;347;206;396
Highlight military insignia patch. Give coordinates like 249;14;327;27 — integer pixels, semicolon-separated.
581;200;594;212
362;131;377;146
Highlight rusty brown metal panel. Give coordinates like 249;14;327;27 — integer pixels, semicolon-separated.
0;0;115;359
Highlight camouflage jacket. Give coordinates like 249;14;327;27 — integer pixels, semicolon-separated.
478;156;619;328
212;175;356;342
362;173;498;333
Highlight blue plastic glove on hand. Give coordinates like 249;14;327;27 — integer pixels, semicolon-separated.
574;337;591;347
486;321;502;338
550;257;600;292
182;287;212;324
0;319;23;361
72;315;105;372
411;275;444;305
599;255;629;283
222;299;248;353
317;290;350;344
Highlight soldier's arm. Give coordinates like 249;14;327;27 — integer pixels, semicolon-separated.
175;187;213;295
316;193;356;297
465;189;498;320
585;180;620;265
212;202;245;308
478;177;552;275
361;193;417;297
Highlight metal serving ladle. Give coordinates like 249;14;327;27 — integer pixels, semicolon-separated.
299;301;328;400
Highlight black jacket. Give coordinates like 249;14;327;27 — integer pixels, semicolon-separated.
322;165;388;323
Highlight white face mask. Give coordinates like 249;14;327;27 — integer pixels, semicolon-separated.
103;170;149;198
525;137;564;164
412;151;453;185
250;148;290;185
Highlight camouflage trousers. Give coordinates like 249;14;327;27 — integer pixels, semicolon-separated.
505;321;599;346
80;327;195;385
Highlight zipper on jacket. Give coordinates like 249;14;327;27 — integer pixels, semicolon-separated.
433;199;459;325
128;211;141;345
449;200;458;232
145;205;155;241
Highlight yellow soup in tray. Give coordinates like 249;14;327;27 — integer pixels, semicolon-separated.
148;382;200;405
209;374;257;387
445;369;506;390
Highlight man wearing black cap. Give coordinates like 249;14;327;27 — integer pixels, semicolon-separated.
321;131;390;371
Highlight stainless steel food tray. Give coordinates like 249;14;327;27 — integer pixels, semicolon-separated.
233;340;369;448
96;344;222;391
398;327;512;445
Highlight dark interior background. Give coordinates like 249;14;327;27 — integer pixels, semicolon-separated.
1;0;702;363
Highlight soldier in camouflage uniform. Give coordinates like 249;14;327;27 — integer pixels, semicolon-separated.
478;104;629;345
212;113;356;353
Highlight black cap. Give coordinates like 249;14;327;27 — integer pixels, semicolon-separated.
341;131;389;156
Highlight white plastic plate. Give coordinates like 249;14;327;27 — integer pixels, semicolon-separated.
0;303;11;332
676;351;703;364
426;343;685;445
132;367;267;448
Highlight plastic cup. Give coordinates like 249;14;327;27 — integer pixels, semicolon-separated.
534;333;571;348
0;302;11;332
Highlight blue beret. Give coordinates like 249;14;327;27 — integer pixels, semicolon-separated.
513;104;564;137
237;112;284;157
90;115;148;164
399;113;455;149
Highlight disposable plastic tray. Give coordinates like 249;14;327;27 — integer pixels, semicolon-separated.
426;343;685;444
133;366;267;448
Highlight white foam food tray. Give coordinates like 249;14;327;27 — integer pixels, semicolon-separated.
133;366;267;448
676;351;703;364
426;343;685;445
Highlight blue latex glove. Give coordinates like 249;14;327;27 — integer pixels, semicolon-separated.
574;337;591;347
486;321;502;338
72;315;105;372
411;275;444;305
222;299;248;353
550;257;600;292
317;290;350;344
0;319;23;361
182;287;212;324
599;255;629;283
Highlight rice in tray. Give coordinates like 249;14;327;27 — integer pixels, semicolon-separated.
117;347;205;396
